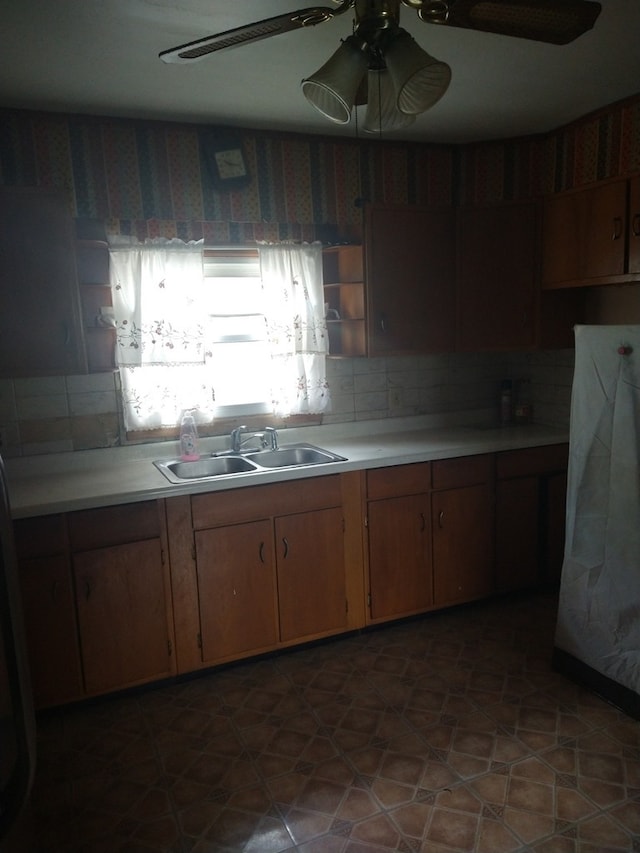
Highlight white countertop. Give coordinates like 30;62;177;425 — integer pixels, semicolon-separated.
4;413;569;519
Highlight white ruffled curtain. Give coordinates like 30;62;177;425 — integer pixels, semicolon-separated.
109;237;215;431
258;242;331;416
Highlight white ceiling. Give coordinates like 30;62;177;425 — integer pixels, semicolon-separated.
1;0;639;144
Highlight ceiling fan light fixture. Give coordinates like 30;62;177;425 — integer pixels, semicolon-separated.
301;36;369;124
362;68;416;133
384;28;451;115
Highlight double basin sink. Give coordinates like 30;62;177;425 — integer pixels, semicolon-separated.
154;443;347;484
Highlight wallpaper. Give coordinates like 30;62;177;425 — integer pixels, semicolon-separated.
0;94;638;241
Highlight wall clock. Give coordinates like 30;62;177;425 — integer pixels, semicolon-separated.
205;138;251;189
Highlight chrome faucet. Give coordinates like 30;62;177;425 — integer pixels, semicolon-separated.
230;425;278;453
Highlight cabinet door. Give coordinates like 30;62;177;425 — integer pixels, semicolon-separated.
368;494;432;621
74;538;173;694
542;191;583;287
365;204;455;355
0;187;86;377
582;180;627;279
276;507;347;643
432;484;493;606
19;555;84;708
495;477;540;592
195;520;278;663
629;176;640;276
457;202;537;351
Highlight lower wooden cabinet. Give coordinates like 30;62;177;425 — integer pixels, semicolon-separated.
495;444;568;591
15;514;84;709
16;500;175;707
276;507;347;643
195;520;278;663
15;447;568;709
20;555;84;707
495;476;540;591
432;455;494;607
69;501;175;696
189;475;349;667
73;538;173;695
366;463;432;622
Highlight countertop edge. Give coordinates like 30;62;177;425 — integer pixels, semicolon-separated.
6;420;569;519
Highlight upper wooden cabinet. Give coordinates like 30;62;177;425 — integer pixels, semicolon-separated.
629;176;640;275
364;203;456;356
456;201;538;352
0;187;86;377
542;176;640;288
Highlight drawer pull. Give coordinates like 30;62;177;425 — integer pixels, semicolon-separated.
259;541;265;563
282;537;289;559
438;510;444;528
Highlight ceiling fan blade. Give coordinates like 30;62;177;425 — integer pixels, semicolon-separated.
159;7;342;63
418;0;602;45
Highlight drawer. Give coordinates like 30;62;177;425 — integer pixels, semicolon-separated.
432;454;492;490
192;474;342;529
68;500;162;551
366;463;431;501
14;514;67;558
496;444;568;479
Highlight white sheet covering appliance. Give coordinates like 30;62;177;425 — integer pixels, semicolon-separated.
554;324;640;718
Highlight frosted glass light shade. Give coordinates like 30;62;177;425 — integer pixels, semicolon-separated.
301;37;368;124
384;29;451;115
362;69;416;133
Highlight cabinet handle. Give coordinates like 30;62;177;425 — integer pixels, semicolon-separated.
282;537;289;559
438;510;444;528
62;322;71;346
612;217;623;240
379;316;386;333
632;213;640;237
259;541;265;563
419;512;426;532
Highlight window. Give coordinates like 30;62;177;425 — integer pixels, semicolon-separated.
110;239;330;434
202;249;270;417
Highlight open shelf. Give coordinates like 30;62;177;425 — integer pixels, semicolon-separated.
322;245;366;357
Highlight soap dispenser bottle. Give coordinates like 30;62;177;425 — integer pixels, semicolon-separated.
179;410;200;461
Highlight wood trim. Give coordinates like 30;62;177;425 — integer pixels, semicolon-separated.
341;470;367;631
165;495;202;674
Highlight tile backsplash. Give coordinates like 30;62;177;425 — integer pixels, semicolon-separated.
0;349;574;457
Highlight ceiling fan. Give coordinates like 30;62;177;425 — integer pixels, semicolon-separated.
160;0;602;133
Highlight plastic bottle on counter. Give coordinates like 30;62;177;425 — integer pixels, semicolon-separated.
499;380;513;426
179;410;200;461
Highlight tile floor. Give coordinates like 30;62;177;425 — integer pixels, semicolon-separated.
29;590;640;852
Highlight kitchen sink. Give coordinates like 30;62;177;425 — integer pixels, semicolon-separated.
155;454;259;482
154;443;346;484
245;445;345;468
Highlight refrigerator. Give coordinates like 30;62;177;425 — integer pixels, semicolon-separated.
554;324;640;718
0;454;36;848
